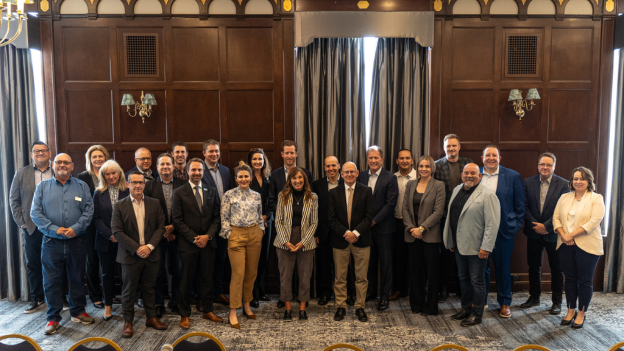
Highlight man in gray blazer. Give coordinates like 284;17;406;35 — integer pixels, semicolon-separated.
443;163;500;327
9;141;53;313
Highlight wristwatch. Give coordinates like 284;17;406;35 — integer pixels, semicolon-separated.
418;226;424;233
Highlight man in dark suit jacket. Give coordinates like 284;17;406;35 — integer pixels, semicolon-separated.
201;140;233;306
356;145;398;311
112;172;167;338
521;152;569;315
125;147;159;181
173;158;222;330
480;145;525;318
328;162;374;323
144;153;186;317
312;156;344;305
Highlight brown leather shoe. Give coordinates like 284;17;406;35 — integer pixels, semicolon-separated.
122;322;133;338
146;317;167;330
180;317;191;329
202;312;223;323
389;291;404;301
215;294;230;305
500;305;512;318
196;300;203;312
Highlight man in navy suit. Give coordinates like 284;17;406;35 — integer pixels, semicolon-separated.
202;139;234;306
480;145;525;318
521;152;569;315
357;145;398;311
125;147;159;181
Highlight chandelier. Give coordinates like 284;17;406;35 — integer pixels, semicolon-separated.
0;0;33;47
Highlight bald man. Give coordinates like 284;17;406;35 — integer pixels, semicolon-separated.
125;147;159;181
31;154;95;335
443;163;500;327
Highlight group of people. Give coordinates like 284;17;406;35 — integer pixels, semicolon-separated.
9;134;605;337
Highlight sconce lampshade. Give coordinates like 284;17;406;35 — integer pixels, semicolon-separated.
526;88;540;100
121;94;136;106
142;94;157;106
508;89;523;101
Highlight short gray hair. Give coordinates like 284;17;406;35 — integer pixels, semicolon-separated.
367;145;383;159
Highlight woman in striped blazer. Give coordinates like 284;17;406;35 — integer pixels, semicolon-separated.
274;167;318;321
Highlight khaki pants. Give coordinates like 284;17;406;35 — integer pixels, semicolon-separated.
228;225;263;309
333;244;370;309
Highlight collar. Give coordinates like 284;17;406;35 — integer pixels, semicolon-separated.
483;166;500;176
395;169;417;179
131;194;145;204
206;162;219;172
328;175;341;185
137;167;152;175
540;175;553;184
461;184;478;194
159;176;174;184
370;167;383;176
34;162;52;172
345;183;356;190
54;175;72;185
189;180;202;189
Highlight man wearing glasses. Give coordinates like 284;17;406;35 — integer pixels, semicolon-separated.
125;147;159;181
521;152;569;315
10;141;53;314
31;154;95;335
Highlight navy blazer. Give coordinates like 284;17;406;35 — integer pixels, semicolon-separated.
523;174;570;242
480;165;525;240
93;188;130;253
357;168;399;235
268;166;312;214
201;162;234;196
312;176;344;243
125;165;159;181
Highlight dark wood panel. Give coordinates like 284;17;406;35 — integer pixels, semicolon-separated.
452;27;495;82
550;150;589;182
119;90;168;143
62;27;111;82
499;89;542;142
451;90;493;141
172;27;220;82
173;90;220;142
227;90;274;143
65;89;114;143
547;90;590;142
550;28;593;82
500;150;540;180
226;27;273;82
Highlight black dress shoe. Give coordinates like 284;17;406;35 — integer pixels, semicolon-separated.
571;314;585;329
355;308;368;322
298;310;308;321
520;297;540;308
93;302;104;309
155;305;165;318
136;299;144;308
250;299;260;308
318;296;329;306
277;300;285;308
334;307;346;321
283;310;293;321
460;315;482;326
421;310;438;316
112;297;122;305
438;289;449;303
411;308;422;314
561;311;577;326
550;303;562;315
169;305;180;314
451;309;471;321
377;299;389;311
259;295;271;302
365;294;377;302
346;296;355;306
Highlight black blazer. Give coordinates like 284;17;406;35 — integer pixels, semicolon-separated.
356;168;398;235
77;171;98;241
250;174;272;219
328;182;374;249
144;176;186;226
312;176;344;243
112;196;166;264
172;182;221;253
523;174;570;242
201;162;234;195
93;188;130;253
268;166;312;214
124;166;159;182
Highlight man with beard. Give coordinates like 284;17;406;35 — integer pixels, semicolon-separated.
171;141;189;181
443;163;500;327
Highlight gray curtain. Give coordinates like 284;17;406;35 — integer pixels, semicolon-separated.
0;45;39;300
369;39;429;172
296;38;367;180
604;50;624;294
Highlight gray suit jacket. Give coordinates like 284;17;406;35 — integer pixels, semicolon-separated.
9;164;52;235
443;182;501;255
401;179;446;243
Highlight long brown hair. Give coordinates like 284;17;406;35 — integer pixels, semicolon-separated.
279;167;313;205
247;148;272;179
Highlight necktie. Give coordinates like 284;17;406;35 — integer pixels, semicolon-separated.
195;186;203;213
347;187;354;228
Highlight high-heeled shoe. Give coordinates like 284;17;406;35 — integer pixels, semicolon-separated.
561;311;577;326
571;314;586;329
103;315;113;321
242;310;257;320
228;313;241;329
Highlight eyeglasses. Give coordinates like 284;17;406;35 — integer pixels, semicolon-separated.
54;161;73;165
538;163;554;168
136;157;151;162
129;181;145;185
342;170;357;175
32;149;49;155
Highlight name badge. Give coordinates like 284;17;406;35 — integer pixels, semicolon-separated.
75;197;82;201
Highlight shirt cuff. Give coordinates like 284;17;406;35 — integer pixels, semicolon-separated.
147;244;155;251
352;230;361;237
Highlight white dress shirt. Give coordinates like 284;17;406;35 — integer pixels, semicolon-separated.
482;166;500;194
190;180;204;202
367;167;382;193
131;194;154;251
344;183;360;237
394;169;417;218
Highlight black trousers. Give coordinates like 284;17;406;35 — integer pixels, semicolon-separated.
408;240;440;313
527;236;563;304
84;227;102;303
97;248;117;306
213;236;228;296
392;218;409;293
367;233;393;300
155;239;181;307
121;259;158;323
439;217;461;294
179;247;216;317
253;218;273;299
23;228;45;301
315;237;334;298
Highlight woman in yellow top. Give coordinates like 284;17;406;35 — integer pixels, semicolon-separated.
553;166;605;329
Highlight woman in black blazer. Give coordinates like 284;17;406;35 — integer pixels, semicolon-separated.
248;148;273;307
77;145;110;309
93;160;129;320
402;155;446;315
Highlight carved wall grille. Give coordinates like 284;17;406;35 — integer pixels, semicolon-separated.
506;35;538;76
124;34;158;77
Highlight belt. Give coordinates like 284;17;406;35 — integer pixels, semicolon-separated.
232;224;258;229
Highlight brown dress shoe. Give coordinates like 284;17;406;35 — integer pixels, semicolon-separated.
500;305;512;318
146;317;168;330
389;291;404;301
196;301;203;312
122;322;133;338
215;294;230;305
202;312;223;323
180;317;191;329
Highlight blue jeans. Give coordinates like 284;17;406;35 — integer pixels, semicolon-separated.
558;244;600;312
484;235;514;307
155;239;181;307
41;236;87;322
455;250;488;318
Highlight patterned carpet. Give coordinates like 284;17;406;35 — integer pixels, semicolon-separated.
1;292;623;351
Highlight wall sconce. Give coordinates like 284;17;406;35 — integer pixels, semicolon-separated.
0;0;34;47
508;88;540;121
121;91;157;123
